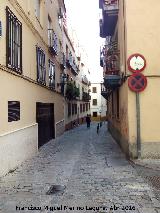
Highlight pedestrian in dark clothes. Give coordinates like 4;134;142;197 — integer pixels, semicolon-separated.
97;123;100;134
86;114;91;128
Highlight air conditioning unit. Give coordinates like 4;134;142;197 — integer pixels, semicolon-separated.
58;7;63;19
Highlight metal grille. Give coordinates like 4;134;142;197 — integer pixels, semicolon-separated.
8;101;20;122
6;7;22;73
36;46;46;85
48;60;55;90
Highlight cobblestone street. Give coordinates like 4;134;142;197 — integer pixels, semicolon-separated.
0;123;159;213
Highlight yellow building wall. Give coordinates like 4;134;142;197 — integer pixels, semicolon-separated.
0;0;65;176
126;0;160;157
0;71;64;135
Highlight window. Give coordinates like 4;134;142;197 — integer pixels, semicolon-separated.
93;112;97;117
116;89;120;119
80;104;82;113
48;60;55;90
35;0;41;20
86;103;88;111
6;7;22;72
72;104;75;115
93;99;97;106
48;30;58;55
92;87;97;93
112;92;114;116
8;101;20;122
68;103;71;117
83;104;85;112
75;104;77;114
48;15;52;45
36;46;46;85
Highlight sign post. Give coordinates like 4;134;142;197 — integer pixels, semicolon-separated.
127;54;147;159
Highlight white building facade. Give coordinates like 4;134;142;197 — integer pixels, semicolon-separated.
90;83;107;121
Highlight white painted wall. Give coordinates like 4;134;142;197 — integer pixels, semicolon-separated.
0;124;38;177
90;83;107;118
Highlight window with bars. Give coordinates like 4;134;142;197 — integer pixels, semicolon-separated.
48;60;55;90
36;46;46;85
8;101;20;122
6;7;22;73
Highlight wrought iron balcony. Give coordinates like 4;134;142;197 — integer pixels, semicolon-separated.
82;75;89;85
82;92;91;102
60;52;66;69
101;88;112;100
48;29;58;55
66;52;73;68
99;0;119;37
70;60;78;75
104;74;121;89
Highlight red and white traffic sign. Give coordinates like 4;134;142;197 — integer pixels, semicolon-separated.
127;53;146;73
128;73;147;93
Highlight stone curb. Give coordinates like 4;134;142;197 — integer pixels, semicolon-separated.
129;159;160;171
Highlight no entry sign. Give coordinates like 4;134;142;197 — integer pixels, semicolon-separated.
128;73;147;92
127;54;146;73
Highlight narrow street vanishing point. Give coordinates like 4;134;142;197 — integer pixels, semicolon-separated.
0;123;159;213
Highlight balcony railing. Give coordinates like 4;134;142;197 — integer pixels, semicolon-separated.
101;87;112;100
60;52;66;69
103;0;118;11
66;52;73;68
99;0;119;37
71;60;78;75
48;29;58;55
105;69;119;75
82;92;91;102
82;75;89;85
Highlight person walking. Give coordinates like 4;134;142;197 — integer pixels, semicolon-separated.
86;114;91;128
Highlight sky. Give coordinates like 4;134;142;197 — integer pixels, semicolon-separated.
64;0;103;83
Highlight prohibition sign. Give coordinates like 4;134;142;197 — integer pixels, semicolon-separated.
128;73;147;92
127;53;146;73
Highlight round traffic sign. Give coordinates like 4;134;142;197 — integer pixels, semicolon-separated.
127;53;146;73
128;73;147;92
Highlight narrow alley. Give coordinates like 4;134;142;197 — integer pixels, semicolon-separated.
0;123;159;213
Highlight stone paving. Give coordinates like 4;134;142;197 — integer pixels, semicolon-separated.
0;123;159;213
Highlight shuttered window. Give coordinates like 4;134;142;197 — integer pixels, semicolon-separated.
36;46;46;85
48;60;55;90
6;7;22;73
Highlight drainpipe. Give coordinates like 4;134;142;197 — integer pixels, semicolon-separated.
136;92;141;158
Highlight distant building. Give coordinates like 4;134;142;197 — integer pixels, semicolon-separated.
90;83;107;121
